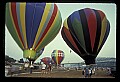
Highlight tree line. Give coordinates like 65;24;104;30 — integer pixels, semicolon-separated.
5;55;24;63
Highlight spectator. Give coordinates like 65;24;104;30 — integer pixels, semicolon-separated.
92;68;95;75
49;63;52;72
41;62;47;74
88;68;92;78
29;64;34;74
107;68;111;75
82;68;84;76
84;68;89;78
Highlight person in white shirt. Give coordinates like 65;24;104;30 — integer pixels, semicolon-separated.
88;68;92;78
41;62;47;74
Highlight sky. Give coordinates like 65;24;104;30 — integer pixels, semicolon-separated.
5;3;116;64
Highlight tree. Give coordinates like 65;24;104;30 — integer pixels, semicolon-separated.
19;58;24;63
5;55;16;63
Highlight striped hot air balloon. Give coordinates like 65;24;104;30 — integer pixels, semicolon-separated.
5;2;62;61
33;48;44;62
61;8;110;65
51;50;65;66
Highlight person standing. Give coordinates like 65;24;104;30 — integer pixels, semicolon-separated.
49;63;52;72
82;68;84;77
92;68;95;75
88;68;92;78
41;62;46;74
84;68;89;78
29;64;34;74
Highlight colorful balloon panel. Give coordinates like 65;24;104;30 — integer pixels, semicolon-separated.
51;50;65;65
34;48;44;61
61;8;110;65
41;57;52;65
5;2;62;60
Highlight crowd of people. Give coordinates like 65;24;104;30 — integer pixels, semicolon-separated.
5;61;113;78
41;62;52;74
82;68;95;78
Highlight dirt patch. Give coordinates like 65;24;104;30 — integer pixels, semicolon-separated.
14;69;115;78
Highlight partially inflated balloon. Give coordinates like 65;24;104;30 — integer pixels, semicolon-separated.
5;2;62;61
41;57;52;65
51;50;65;65
61;8;110;65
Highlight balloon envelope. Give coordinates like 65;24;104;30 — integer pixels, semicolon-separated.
5;2;62;61
29;48;44;62
41;57;52;65
61;8;110;65
51;50;65;65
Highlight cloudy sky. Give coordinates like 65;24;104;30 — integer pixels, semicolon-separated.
5;3;116;63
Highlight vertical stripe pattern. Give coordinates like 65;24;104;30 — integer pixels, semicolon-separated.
61;8;110;64
5;2;62;52
51;50;65;65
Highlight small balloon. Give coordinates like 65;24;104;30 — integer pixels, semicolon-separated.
51;50;65;66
